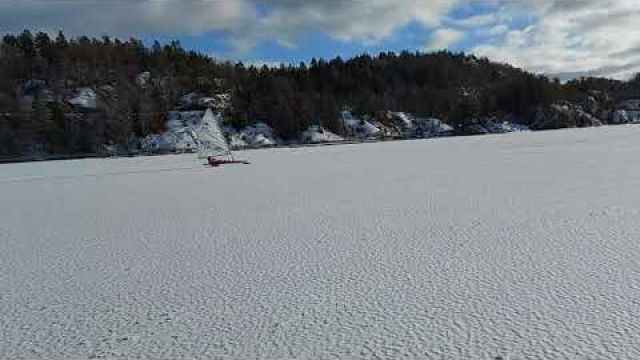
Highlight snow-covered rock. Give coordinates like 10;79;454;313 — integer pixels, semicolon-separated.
240;122;277;147
140;133;172;153
200;93;231;110
251;133;276;147
612;109;630;124
506;123;531;132
165;128;198;152
341;110;380;138
360;120;381;137
413;117;454;137
301;125;344;143
394;112;415;130
144;110;279;153
482;118;510;133
228;133;248;150
167;111;205;130
102;143;120;156
616;100;640;123
533;102;602;130
67;88;97;109
481;117;530;133
142;111;204;153
462;123;489;135
180;92;232;110
136;72;151;88
142;130;196;154
372;121;403;138
341;110;359;128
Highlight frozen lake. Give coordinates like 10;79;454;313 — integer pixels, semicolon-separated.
2;126;640;359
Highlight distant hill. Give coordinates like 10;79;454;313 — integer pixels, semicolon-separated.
1;29;639;158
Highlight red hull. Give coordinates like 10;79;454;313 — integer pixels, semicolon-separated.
207;157;250;167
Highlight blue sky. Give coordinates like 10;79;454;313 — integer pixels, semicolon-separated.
158;21;448;66
1;0;639;79
151;1;501;64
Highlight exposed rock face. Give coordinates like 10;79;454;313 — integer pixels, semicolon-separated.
180;92;231;111
532;101;603;130
372;111;409;138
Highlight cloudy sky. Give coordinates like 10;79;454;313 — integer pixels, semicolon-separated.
1;0;639;80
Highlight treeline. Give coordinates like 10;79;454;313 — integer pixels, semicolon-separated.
232;52;570;138
0;30;232;156
0;30;638;157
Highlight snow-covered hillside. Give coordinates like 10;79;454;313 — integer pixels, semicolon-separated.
140;111;279;153
3;126;640;359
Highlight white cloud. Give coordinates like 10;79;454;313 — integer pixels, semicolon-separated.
0;1;255;38
235;0;459;50
450;13;496;28
488;24;508;36
471;0;640;79
0;0;459;52
425;28;464;51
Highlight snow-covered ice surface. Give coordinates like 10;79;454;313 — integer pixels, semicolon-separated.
3;126;640;359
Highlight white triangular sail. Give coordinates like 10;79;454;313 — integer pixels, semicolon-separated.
196;109;232;159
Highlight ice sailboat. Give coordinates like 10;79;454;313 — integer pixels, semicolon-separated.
196;108;248;166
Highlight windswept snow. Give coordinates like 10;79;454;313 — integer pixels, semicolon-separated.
3;126;640;359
